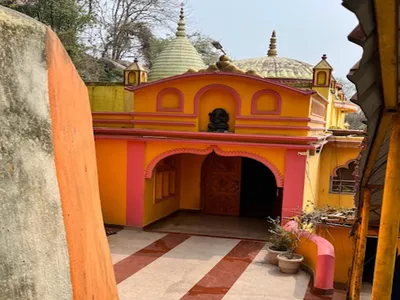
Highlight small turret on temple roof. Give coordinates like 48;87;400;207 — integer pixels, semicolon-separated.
124;58;148;86
148;5;205;82
314;54;334;70
313;54;333;89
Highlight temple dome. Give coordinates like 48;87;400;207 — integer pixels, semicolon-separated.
233;31;314;80
148;7;205;82
233;56;313;80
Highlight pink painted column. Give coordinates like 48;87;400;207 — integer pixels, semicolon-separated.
126;141;145;227
282;149;307;219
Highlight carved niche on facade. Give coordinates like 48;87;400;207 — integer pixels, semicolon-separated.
208;108;229;133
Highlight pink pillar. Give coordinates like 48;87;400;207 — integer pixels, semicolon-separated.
126;141;145;227
282;149;307;219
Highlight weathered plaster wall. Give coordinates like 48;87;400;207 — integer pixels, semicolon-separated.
0;6;118;299
87;84;125;112
0;7;72;299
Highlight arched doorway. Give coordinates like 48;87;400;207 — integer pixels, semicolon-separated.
240;157;279;219
201;152;280;219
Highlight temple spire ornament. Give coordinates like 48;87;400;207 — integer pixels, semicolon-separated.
176;4;186;37
267;30;277;57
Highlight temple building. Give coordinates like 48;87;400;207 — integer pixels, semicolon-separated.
88;7;363;292
90;7;360;223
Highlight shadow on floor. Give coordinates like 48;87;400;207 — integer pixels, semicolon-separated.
145;210;271;241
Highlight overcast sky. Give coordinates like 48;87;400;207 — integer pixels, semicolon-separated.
184;0;361;78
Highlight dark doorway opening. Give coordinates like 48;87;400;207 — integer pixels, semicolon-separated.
362;236;400;299
240;157;279;219
363;237;377;284
200;153;280;219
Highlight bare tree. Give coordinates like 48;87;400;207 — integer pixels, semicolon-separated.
96;0;179;61
336;77;366;130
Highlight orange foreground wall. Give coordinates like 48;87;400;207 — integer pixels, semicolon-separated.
46;29;118;298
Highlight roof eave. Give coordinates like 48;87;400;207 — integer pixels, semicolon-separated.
126;71;315;96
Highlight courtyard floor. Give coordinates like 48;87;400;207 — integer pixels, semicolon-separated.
109;228;311;299
108;220;373;300
145;210;271;240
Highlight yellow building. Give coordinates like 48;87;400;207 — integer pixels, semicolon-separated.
88;8;362;294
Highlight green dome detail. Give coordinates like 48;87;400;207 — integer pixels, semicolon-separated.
148;7;205;82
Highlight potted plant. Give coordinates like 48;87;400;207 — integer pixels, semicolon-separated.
276;224;305;274
266;217;291;265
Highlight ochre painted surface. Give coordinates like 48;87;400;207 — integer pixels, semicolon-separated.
318;144;360;208
132;75;313;135
180;154;206;210
303;153;322;212
88;84;125;112
46;29;118;299
198;87;237;132
95;139;127;225
296;235;318;278
143;175;180;226
316;225;354;286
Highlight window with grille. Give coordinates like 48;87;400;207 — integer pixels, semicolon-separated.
330;161;356;194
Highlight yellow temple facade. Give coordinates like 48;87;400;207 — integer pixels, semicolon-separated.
88;8;362;293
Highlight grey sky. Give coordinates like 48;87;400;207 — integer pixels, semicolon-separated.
184;0;361;77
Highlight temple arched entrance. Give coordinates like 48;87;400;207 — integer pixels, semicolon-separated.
200;152;280;219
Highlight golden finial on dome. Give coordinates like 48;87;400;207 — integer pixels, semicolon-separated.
267;30;277;57
176;3;186;37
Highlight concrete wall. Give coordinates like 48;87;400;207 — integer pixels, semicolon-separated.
0;6;118;299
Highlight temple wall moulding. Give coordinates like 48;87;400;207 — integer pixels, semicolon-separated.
156;87;184;112
251;89;282;115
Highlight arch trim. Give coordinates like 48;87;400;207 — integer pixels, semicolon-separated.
331;159;357;176
193;84;241;116
251;89;282;115
156;87;184;112
144;145;284;187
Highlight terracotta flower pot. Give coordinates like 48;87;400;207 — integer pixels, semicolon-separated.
266;246;289;265
277;253;304;274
